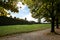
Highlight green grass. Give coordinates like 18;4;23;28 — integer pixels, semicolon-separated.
0;24;51;36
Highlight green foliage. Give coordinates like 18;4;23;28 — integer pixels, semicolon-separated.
23;0;60;22
0;0;18;12
0;7;8;16
0;16;31;25
0;0;19;17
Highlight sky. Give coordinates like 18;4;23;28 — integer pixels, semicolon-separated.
8;2;38;22
8;2;47;23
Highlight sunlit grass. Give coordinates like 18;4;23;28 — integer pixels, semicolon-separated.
0;24;51;36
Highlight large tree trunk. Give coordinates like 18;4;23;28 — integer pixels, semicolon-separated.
51;17;55;32
51;0;55;32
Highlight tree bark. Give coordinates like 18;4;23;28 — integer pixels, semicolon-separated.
51;17;55;32
51;0;55;32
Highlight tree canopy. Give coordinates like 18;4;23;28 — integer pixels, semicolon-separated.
0;0;19;12
23;0;60;32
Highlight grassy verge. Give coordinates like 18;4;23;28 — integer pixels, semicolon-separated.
0;24;51;37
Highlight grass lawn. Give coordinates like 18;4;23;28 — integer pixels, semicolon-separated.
0;24;51;37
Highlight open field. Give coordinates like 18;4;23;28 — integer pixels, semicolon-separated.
0;24;51;36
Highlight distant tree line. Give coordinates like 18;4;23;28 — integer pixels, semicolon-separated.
0;16;37;26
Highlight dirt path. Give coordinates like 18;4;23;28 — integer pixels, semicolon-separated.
0;29;60;40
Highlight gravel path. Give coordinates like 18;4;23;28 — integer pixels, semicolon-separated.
0;29;60;40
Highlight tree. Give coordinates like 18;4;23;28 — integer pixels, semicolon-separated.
55;2;60;29
0;0;19;17
0;0;18;12
23;0;60;32
0;7;8;16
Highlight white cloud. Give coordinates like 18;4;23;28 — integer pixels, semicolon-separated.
17;2;27;10
8;2;38;22
19;13;38;22
17;2;22;8
41;18;48;23
24;13;38;22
